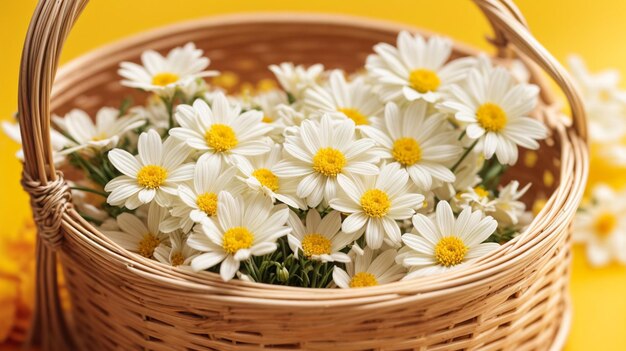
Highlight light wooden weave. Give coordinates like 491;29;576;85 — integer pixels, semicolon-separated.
17;0;588;350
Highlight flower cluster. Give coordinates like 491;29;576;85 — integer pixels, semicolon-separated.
6;35;548;286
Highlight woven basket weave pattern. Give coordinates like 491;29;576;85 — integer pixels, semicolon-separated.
17;1;588;350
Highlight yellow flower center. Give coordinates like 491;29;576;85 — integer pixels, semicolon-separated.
360;189;391;218
408;69;441;93
262;115;274;123
196;192;218;217
138;233;160;258
252;168;280;192
473;186;489;198
151;72;180;86
392;137;422;166
349;272;378;288
91;132;108;141
476;103;508;132
205;124;238;152
171;252;185;266
222;226;254;254
434;236;468;267
301;233;332;257
312;147;347;177
338;108;369;126
136;165;168;189
594;212;617;238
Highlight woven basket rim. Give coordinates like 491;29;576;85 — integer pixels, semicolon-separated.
50;12;588;298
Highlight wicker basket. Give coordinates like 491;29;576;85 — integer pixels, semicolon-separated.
17;0;589;350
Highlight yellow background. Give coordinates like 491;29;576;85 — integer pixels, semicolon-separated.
1;0;625;349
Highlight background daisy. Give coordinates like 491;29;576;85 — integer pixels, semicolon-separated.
574;184;626;266
154;231;199;267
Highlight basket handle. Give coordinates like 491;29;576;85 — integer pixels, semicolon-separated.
473;0;587;140
16;0;584;349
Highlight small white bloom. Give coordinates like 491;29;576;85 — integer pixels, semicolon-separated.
118;42;218;95
330;163;424;249
491;181;530;227
236;143;305;209
573;184;626;267
401;200;499;279
304;70;383;126
273;114;380;207
332;247;405;288
154;231;200;267
160;154;242;233
366;31;475;103
101;201;170;259
440;66;548;165
105;130;194;209
452;186;496;214
54;108;145;152
287;210;352;262
269;62;324;100
187;192;291;281
360;101;462;190
169;93;273;165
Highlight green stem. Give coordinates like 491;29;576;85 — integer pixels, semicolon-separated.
70;186;109;198
450;139;479;173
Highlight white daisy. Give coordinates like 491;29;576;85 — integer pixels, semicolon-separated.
105;130;194;209
366;31;475;103
440;66;548;165
304;70;383;126
491;181;531;227
360;101;462;190
169;93;273;165
54;107;145;152
332;247;405;288
401;200;499;279
187;192;291;281
160;154;242;233
269;62;324;100
286;209;352;262
118;42;218;95
329;162;425;249
101;201;169;259
273;114;380;207
236;143;305;209
573;184;626;267
154;231;200;267
130;95;170;132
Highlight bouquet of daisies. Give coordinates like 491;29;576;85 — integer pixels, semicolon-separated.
5;32;548;287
